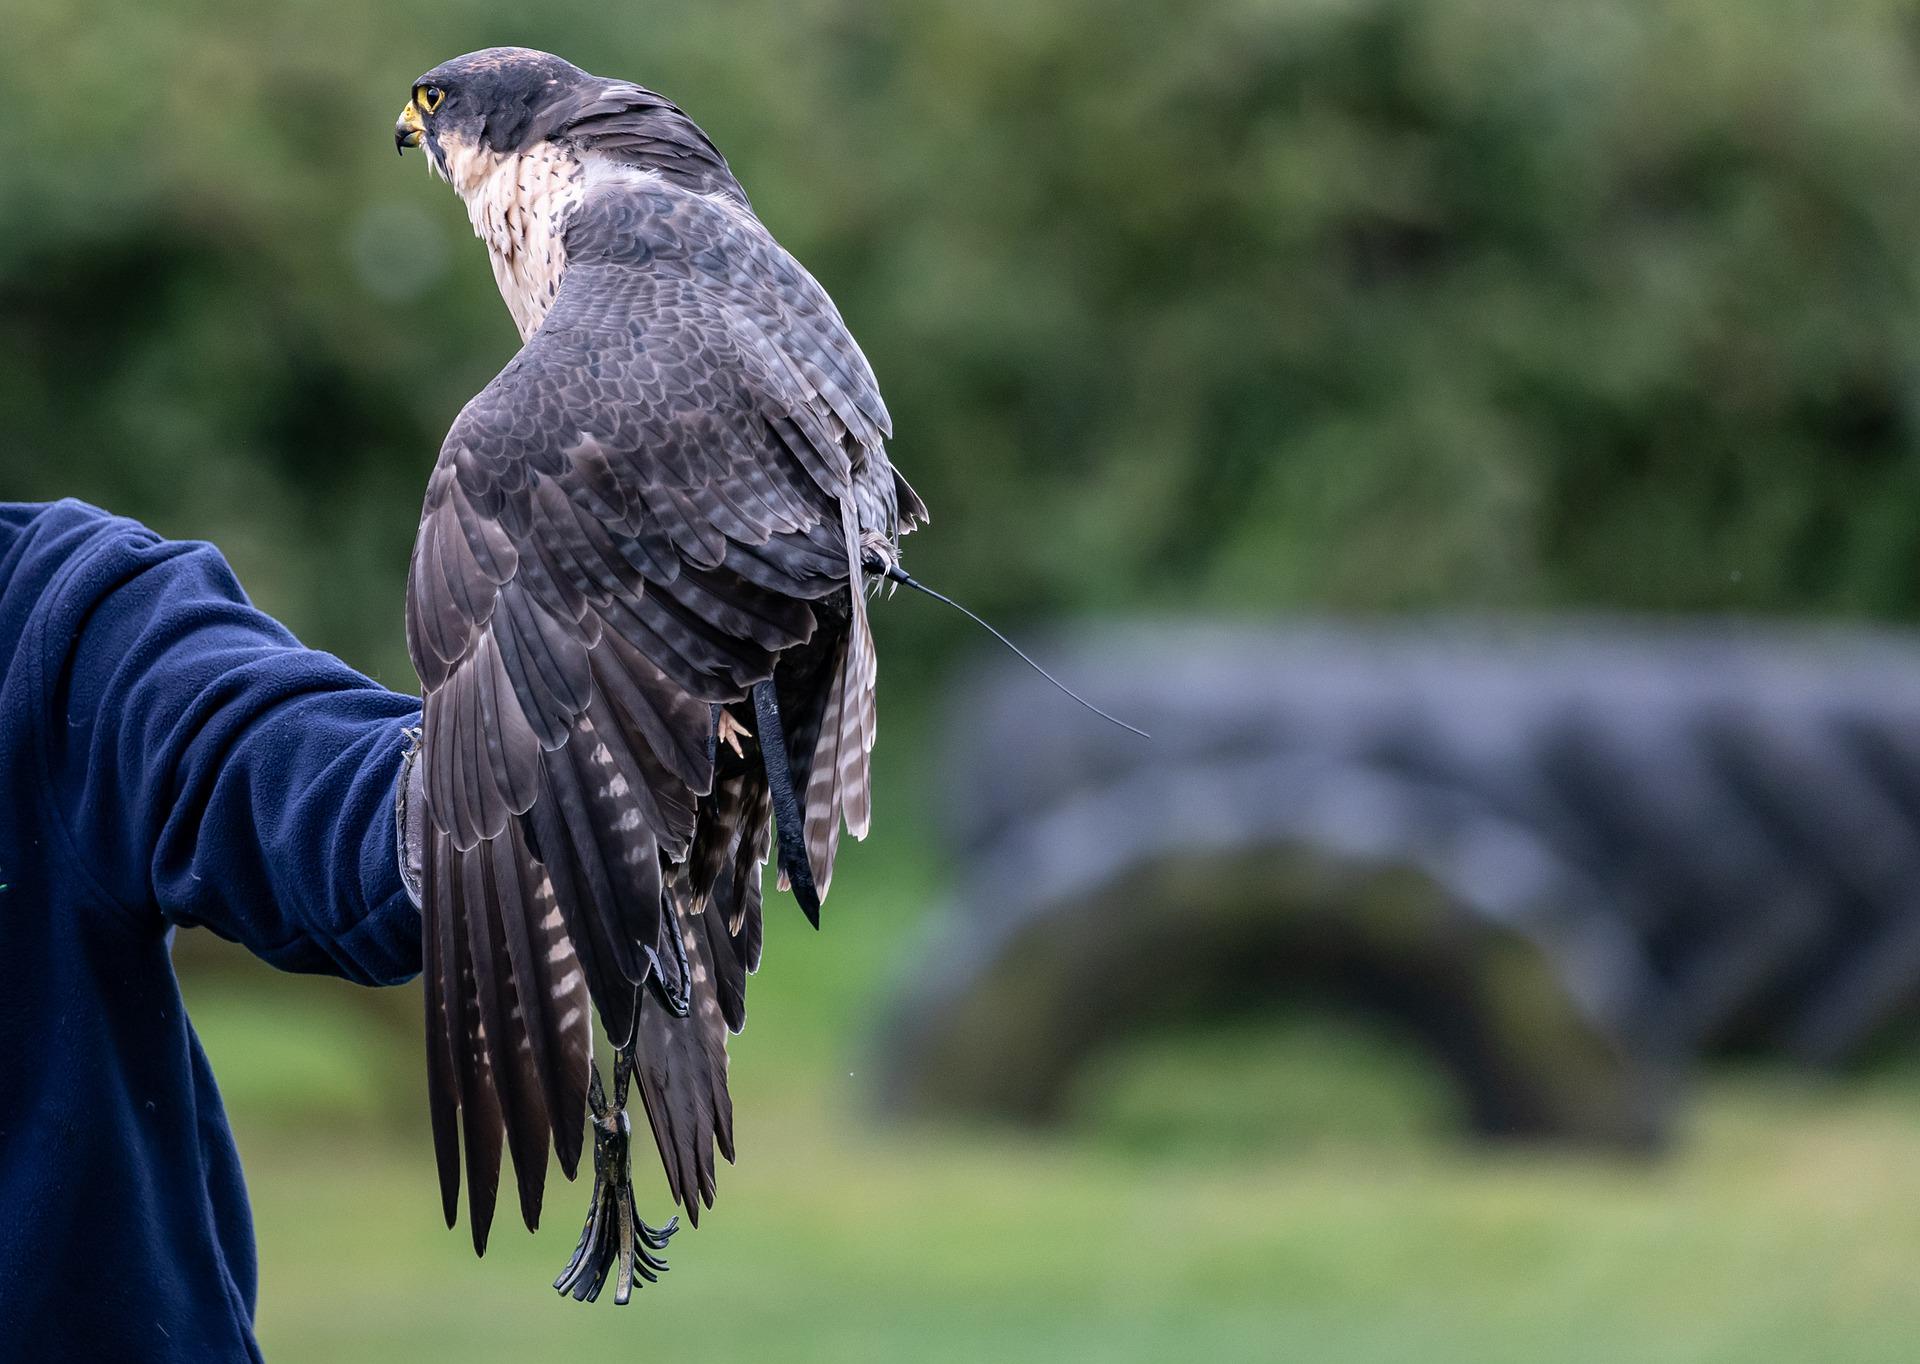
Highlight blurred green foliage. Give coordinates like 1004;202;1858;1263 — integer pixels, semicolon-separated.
8;0;1920;696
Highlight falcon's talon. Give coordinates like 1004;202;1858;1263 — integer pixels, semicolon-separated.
715;710;752;759
556;1050;676;1304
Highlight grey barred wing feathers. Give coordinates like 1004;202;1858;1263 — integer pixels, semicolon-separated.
403;112;919;1276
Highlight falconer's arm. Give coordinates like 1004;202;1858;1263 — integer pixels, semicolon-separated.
16;500;424;983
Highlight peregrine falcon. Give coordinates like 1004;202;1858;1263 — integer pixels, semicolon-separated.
394;47;925;1302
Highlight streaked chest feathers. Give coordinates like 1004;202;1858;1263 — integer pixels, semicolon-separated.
442;140;586;341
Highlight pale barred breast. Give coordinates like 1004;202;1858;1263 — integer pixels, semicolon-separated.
443;140;586;341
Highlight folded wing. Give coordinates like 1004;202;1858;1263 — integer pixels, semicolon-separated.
405;171;899;1251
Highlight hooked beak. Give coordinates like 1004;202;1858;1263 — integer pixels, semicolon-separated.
395;101;423;155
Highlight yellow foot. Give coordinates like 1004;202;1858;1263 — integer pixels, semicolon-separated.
717;710;752;758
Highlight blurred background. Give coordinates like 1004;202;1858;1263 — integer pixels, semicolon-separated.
8;0;1920;1359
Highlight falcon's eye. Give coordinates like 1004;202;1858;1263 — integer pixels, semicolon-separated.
416;85;445;114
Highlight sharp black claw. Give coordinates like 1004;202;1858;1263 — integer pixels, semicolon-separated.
555;1051;678;1304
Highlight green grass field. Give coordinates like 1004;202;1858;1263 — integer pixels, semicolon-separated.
211;1044;1920;1363
180;830;1920;1363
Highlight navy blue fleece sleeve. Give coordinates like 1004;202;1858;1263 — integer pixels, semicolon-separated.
25;502;423;983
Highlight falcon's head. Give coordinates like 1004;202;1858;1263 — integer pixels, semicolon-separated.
394;48;594;186
396;47;741;339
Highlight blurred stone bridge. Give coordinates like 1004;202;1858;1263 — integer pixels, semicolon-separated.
877;621;1920;1147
